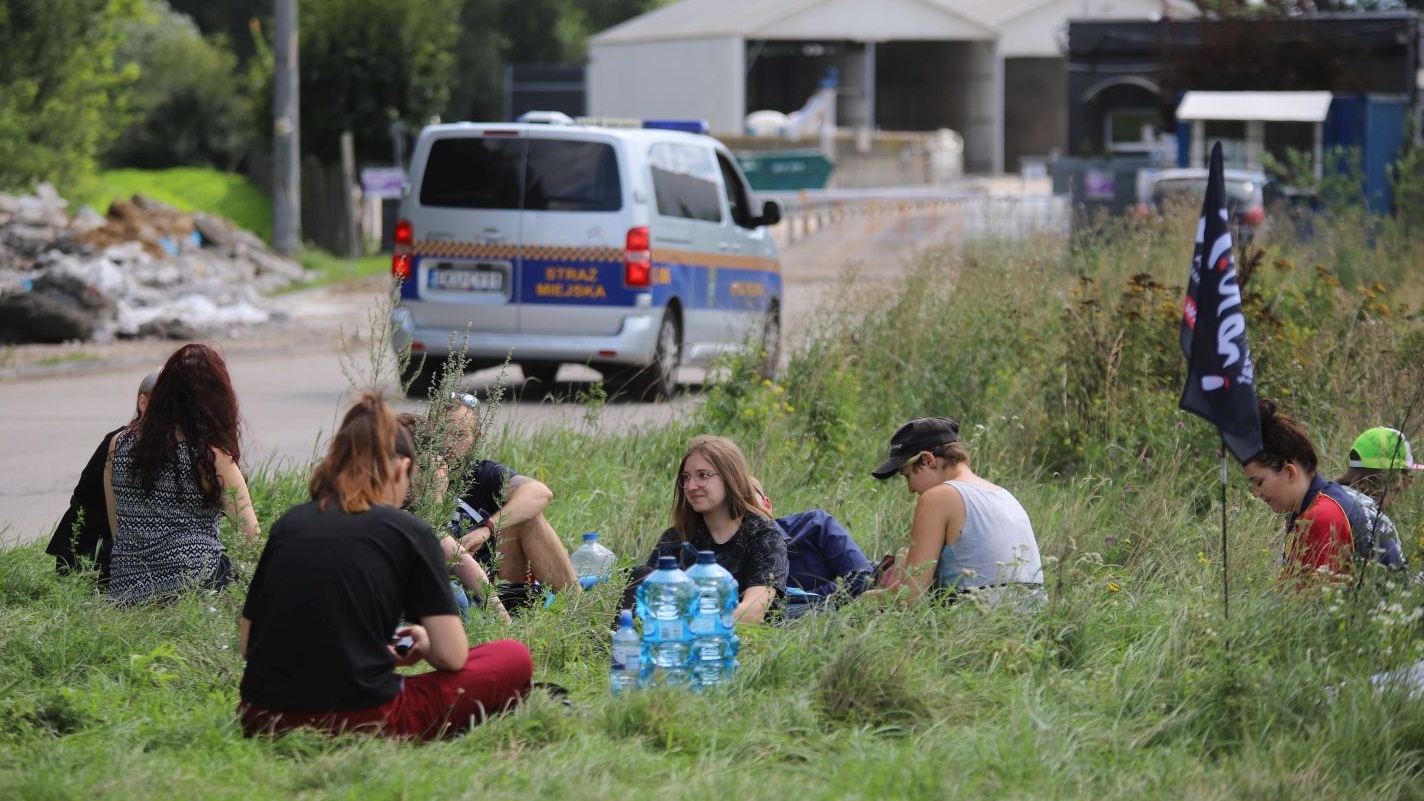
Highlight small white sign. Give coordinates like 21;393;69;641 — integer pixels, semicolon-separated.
360;167;406;199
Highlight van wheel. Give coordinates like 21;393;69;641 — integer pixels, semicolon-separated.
757;309;781;381
619;313;680;401
400;355;446;399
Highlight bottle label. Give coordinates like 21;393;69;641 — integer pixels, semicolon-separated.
653;618;685;640
689;614;719;635
612;643;639;670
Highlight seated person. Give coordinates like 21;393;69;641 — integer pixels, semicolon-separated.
1333;426;1417;570
395;413;510;623
748;477;873;600
627;435;788;624
1243;400;1381;589
865;417;1043;605
424;393;579;610
46;370;158;584
104;345;260;604
239;394;530;740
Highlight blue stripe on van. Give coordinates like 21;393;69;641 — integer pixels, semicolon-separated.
399;248;781;309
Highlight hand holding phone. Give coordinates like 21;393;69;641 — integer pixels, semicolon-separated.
871;554;896;586
391;632;414;656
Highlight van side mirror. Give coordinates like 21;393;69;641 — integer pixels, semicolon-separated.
756;199;782;227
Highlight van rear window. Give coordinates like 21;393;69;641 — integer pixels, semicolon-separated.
418;137;622;212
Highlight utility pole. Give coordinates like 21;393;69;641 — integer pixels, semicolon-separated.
273;0;300;255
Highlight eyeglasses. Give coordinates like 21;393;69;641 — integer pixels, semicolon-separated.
678;470;720;488
450;392;478;410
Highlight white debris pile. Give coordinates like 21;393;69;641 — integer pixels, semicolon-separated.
0;183;313;343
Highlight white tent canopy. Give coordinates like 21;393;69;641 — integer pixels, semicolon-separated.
1177;91;1334;123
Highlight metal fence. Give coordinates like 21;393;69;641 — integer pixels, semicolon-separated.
764;189;1070;248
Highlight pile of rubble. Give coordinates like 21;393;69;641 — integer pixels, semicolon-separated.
0;183;312;343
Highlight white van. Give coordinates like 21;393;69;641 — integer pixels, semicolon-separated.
390;114;784;399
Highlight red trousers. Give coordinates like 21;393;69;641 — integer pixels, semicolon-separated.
239;640;532;741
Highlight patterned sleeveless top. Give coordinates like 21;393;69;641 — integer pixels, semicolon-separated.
108;432;226;604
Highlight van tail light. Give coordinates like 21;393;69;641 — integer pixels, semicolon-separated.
392;218;414;281
1240;206;1265;227
624;226;651;288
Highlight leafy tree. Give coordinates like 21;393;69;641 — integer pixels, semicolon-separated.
445;0;507;123
443;0;670;123
106;1;253;170
167;0;272;63
296;0;462;163
578;0;673;36
0;0;145;194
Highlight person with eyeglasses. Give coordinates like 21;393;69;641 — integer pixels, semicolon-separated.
440;392;579;607
103;344;261;603
865;417;1043;605
629;435;788;624
238;393;531;740
46;369;160;585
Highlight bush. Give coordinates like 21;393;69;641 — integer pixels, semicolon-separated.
106;1;254;170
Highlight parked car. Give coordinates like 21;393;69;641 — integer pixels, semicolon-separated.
389;112;784;399
1137;167;1270;240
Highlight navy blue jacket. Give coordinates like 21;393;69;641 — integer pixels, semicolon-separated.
777;510;873;597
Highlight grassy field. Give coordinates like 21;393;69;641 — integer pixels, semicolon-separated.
3;201;1424;799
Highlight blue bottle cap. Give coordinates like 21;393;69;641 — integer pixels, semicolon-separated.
657;555;679;570
619;609;633;627
696;550;716;564
583;532;598;541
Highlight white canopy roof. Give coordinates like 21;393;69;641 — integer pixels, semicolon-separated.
1176;91;1333;123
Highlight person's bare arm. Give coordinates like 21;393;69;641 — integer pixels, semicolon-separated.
459;475;553;551
103;436;120;538
239;616;251;659
415;615;470;671
214;448;261;544
878;484;963;604
440;536;511;622
734;584;777;624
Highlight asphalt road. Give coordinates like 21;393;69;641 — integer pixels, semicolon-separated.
0;202;970;549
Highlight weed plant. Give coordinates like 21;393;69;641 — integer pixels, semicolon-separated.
3;207;1424;799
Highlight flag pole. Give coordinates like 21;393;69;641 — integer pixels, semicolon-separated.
1219;441;1229;620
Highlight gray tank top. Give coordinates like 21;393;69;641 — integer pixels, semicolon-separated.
935;480;1043;591
108;433;226;603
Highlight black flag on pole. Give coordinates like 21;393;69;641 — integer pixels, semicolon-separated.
1179;142;1263;465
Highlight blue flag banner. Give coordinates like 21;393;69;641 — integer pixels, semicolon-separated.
1179;142;1263;465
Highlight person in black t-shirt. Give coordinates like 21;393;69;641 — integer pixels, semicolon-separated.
441;395;578;596
637;435;788;624
45;370;158;584
238;393;531;741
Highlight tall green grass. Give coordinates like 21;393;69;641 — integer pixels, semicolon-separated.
3;210;1424;799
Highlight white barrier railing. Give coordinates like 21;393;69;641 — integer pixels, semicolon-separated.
762;189;1070;248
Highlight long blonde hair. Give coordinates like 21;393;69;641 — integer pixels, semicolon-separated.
670;435;768;539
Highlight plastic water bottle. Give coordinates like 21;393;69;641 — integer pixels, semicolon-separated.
570;532;616;589
686;550;740;689
610;609;641;693
635;555;695;688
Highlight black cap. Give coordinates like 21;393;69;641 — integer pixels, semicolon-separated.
871;417;960;479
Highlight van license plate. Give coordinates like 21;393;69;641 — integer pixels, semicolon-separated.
429;265;505;293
